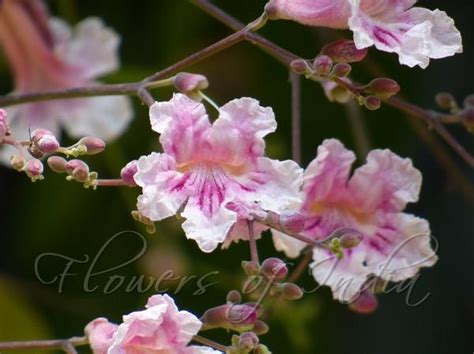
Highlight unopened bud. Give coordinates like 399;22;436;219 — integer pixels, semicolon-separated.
242;260;260;276
253;320;269;335
238;332;259;352
254;344;271;354
261;257;288;280
0;109;8;141
290;59;311;75
349;290;378;314
65;159;90;182
226;290;242;304
120;160;138;187
332;63;352;77
78;137;105;155
364;96;381;111
321;40;368;63
47;156;68;173
279;211;307;234
340;232;364;249
31;129;59;154
281;282;303;300
10;155;26;171
174;72;209;94
313;55;333;76
24;159;44;182
435;92;456;110
365;78;400;99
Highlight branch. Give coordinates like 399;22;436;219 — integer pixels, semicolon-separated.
0;337;87;352
191;0;474;168
290;71;302;164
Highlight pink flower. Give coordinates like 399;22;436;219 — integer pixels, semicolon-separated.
273;139;438;301
0;0;132;159
265;0;463;68
108;294;220;354
134;93;303;252
85;318;119;354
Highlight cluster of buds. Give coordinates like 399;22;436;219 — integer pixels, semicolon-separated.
28;129;60;158
47;156;98;189
435;92;474;133
228;332;271;354
173;72;209;101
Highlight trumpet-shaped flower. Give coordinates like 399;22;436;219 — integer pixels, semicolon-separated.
86;294;221;354
134;93;303;252
265;0;463;68
273;139;437;301
0;0;132;160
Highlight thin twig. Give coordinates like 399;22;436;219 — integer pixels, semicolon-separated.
344;100;370;159
247;220;260;264
287;251;312;283
192;335;228;352
290;71;302;164
0;337;88;352
95;179;128;187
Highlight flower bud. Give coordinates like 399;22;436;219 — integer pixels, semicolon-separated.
435;92;456;110
10;155;26;171
24;159;44;182
226;290;242;304
237;332;259;352
65;159;90;182
313;55;333;76
120;160;138;187
364;96;381;111
85;318;118;354
201;303;259;331
0;109;8;141
279;211;307;234
321;40;368;63
349;290;378;314
340;232;364;249
253;320;269;335
332;63;352;77
281;282;303;300
261;257;288;280
290;59;311;75
254;344;271;354
78;137;106;155
365;78;400;99
31;129;59;154
174;72;209;94
242;260;260;276
47;156;68;173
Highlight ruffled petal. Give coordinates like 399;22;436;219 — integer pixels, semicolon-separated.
134;152;189;221
185;346;223;354
149;94;211;163
181;196;237;253
348;0;462;68
50;17;121;79
210;97;276;164
348;149;421;213
301;139;355;209
272;229;307;258
61;95;133;141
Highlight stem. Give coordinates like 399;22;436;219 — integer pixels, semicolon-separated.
287;251;312;283
96;179;128;187
344;100;370;159
192;335;228;352
247;220;260;264
290;71;302;164
0;337;88;352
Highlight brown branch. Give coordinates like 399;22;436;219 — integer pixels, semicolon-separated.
290;71;302;164
0;337;87;352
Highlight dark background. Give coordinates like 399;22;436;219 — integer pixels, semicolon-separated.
0;1;473;353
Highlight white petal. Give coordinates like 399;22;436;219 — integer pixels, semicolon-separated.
272;229;307;258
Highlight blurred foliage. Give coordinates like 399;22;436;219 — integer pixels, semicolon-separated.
0;1;473;353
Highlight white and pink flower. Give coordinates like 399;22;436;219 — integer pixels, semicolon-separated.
273;139;438;302
265;0;463;68
134;93;303;252
0;0;132;160
86;294;221;354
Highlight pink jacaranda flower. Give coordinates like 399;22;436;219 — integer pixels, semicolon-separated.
0;0;132;160
265;0;463;68
134;93;303;252
85;318;119;354
107;294;220;354
272;139;437;302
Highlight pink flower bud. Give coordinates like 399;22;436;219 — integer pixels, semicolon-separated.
290;59;311;75
349;290;378;315
78;137;106;155
241;260;260;276
261;257;288;280
174;72;209;93
321;40;368;63
332;63;352;77
313;55;333;76
24;159;44;181
238;332;259;352
47;156;68;173
0;109;8;141
279;211;307;234
120;160;138;186
253;320;269;335
364;96;381;111
31;128;59;154
281;282;303;300
366;78;400;99
435;92;456;110
10;155;26;171
85;318;118;354
226;290;242;304
202;303;259;331
65;159;90;182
